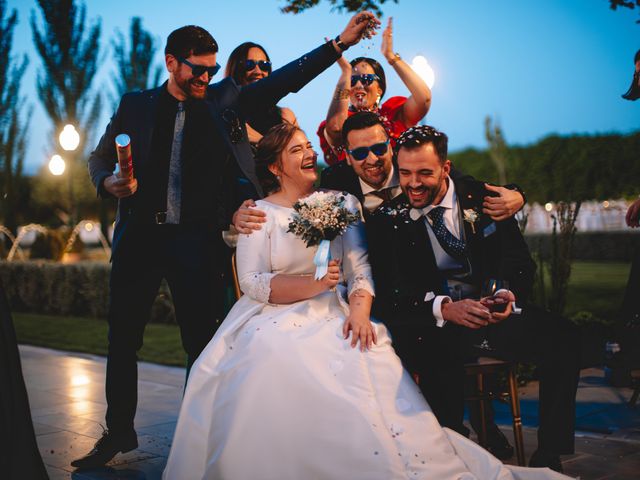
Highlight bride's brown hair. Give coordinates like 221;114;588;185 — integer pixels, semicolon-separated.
255;122;303;194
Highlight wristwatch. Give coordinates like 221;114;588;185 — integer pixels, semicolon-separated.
334;35;349;51
388;52;402;66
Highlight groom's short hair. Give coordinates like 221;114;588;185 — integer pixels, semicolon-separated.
395;125;448;164
342;111;388;147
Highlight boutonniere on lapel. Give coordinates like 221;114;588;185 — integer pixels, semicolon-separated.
463;208;480;234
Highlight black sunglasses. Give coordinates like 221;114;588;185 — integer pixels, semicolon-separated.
346;140;390;161
245;59;272;73
177;56;221;79
351;74;380;87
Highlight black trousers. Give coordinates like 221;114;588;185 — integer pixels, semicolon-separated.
391;305;581;455
105;222;226;434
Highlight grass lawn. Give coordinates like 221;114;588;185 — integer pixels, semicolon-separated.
553;261;630;321
13;313;186;367
13;260;631;366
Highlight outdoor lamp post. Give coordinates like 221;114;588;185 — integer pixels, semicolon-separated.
58;124;80;225
48;154;66;176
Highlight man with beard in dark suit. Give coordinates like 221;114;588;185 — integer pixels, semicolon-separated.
73;14;379;470
366;125;580;473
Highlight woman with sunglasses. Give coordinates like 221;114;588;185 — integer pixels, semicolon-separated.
318;18;431;165
225;42;298;145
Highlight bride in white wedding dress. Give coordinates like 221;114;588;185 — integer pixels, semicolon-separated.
163;124;569;480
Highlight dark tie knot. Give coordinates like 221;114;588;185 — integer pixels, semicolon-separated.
427;206;445;223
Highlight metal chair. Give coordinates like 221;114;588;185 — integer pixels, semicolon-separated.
464;357;525;466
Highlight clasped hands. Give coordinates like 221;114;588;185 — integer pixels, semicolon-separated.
441;290;516;329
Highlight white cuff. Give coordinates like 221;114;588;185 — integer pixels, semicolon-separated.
222;226;239;248
432;295;451;328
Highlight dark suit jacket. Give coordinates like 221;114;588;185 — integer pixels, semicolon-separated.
89;42;340;255
366;177;536;332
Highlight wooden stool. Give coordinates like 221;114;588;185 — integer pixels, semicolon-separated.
464;357;525;466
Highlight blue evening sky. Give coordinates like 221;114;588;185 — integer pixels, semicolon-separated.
8;0;640;174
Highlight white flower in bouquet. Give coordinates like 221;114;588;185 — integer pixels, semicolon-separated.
287;191;360;248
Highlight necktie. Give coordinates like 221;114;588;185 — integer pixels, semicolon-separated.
166;101;185;224
426;206;466;260
371;187;394;203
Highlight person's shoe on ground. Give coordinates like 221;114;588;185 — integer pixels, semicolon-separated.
70;428;137;469
485;427;514;460
529;449;563;473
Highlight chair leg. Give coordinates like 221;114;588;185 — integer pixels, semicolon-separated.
507;366;525;466
476;373;487;447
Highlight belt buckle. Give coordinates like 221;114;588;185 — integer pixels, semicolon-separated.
155;212;167;224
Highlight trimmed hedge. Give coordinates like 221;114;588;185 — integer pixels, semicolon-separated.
525;231;640;262
0;260;176;323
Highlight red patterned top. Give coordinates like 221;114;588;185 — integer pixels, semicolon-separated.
317;96;409;165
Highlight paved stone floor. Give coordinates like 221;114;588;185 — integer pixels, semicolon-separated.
20;345;640;480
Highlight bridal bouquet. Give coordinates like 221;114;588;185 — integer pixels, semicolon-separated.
287;191;360;279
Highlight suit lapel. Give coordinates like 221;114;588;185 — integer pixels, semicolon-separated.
205;84;264;197
138;87;162;169
454;179;492;270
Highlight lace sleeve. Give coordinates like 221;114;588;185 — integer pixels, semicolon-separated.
236;206;276;303
340;194;375;298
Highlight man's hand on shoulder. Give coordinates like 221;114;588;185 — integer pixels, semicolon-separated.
233;199;266;234
440;298;490;329
482;183;524;221
103;174;137;199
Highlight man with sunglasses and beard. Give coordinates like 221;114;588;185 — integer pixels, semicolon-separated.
75;14;379;470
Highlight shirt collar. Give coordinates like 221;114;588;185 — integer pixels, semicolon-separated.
360;165;399;195
424;176;455;214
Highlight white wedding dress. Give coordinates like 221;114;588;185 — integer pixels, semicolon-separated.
163;195;569;480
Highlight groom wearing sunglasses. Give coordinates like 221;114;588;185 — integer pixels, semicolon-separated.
76;14;379;470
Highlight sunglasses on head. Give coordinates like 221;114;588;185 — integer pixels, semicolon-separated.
351;74;380;87
245;59;272;72
347;140;390;161
177;56;221;79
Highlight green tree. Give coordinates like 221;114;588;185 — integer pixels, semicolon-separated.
484;115;508;185
0;0;32;234
30;0;102;225
111;16;162;108
609;0;640;24
281;0;397;16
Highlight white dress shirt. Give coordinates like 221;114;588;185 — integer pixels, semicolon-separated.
410;177;462;327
